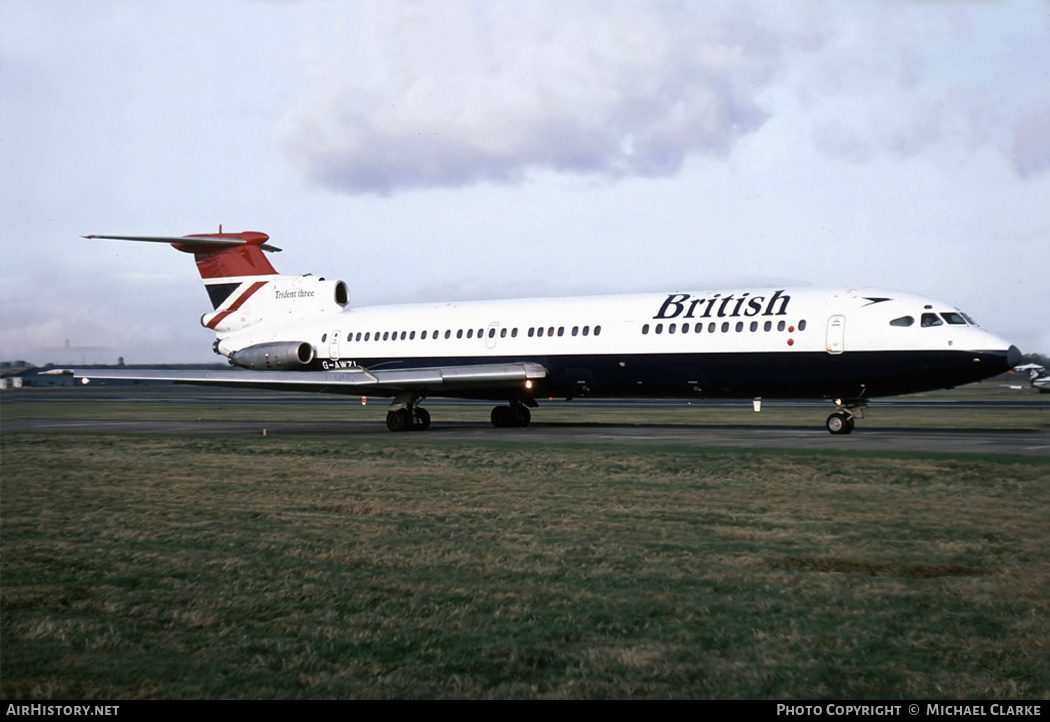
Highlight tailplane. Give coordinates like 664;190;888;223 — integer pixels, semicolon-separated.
83;229;282;309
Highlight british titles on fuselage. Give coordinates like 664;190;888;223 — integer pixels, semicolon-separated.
653;290;790;321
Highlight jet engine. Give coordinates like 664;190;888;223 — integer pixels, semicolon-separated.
230;342;315;370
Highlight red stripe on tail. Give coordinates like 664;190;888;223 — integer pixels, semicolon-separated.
172;232;278;280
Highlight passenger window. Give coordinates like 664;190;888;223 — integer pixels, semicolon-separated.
656;324;663;334
764;321;772;332
489;328;496;338
735;322;743;332
695;323;702;333
558;327;564;336
777;321;786;331
798;320;807;331
467;329;474;339
642;324;650;335
572;326;579;336
681;323;689;334
583;326;589;336
457;329;463;339
750;321;758;332
940;312;966;325
400;331;406;340
322;334;327;343
921;313;942;327
594;326;601;336
512;328;518;338
500;328;507;338
721;322;729;333
709;323;716;333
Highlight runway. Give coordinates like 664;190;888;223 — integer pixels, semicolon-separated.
6;416;1049;456
3;385;1048;456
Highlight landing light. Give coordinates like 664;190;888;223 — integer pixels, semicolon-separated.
525;380;533;389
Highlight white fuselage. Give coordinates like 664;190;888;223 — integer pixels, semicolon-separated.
212;285;1016;401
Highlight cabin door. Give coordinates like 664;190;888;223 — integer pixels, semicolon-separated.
825;315;845;355
329;330;341;359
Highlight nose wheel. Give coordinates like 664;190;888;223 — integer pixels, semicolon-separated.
825;411;855;435
826;399;864;434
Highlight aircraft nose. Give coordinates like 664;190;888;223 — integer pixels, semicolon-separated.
1008;344;1022;368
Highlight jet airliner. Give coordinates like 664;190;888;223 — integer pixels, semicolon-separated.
76;230;1021;434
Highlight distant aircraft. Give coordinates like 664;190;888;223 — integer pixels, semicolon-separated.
76;230;1021;434
1013;364;1050;393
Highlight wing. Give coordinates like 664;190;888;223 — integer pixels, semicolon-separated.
73;362;548;398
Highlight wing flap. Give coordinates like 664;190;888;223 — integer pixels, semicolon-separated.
73;362;547;396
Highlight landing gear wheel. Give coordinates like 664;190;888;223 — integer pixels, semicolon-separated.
511;404;531;427
386;408;413;432
826;412;854;435
491;405;514;428
492;404;532;428
411;407;431;431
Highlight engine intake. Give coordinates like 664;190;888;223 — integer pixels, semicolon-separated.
230;342;315;370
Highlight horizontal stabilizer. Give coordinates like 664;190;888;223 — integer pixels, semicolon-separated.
83;234;282;252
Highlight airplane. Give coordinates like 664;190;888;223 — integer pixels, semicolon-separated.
1013;364;1050;393
75;229;1021;434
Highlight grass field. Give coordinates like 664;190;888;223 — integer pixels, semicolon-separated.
2;420;1049;698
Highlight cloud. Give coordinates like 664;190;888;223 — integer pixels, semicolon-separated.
799;2;1050;180
1011;105;1050;179
277;1;781;194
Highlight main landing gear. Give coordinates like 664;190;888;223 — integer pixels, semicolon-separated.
383;393;536;432
490;400;532;428
385;392;431;432
825;400;866;435
386;406;431;432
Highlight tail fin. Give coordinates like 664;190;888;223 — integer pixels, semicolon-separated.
85;230;348;337
83;229;282;309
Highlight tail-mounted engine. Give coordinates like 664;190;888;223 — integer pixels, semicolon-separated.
230;342;316;370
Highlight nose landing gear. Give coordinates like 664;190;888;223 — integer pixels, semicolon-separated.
826;399;865;435
826;411;855;435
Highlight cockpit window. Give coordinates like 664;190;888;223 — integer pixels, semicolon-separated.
940;312;967;325
961;312;978;326
890;316;914;327
920;313;943;327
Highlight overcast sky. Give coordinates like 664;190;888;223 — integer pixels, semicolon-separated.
2;0;1048;365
